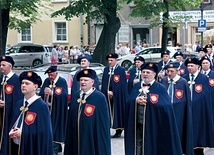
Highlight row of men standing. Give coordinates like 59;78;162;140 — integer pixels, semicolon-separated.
0;55;68;155
127;48;214;155
1;47;214;155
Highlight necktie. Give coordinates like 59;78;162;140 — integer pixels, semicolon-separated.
82;93;86;100
17;101;29;128
111;67;114;74
204;71;207;75
168;79;174;102
3;75;7;83
191;74;194;81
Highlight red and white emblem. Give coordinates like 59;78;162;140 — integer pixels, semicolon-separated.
113;75;120;83
209;78;214;87
55;87;62;95
175;89;183;99
179;69;185;75
25;111;37;125
5;85;14;94
150;94;159;104
195;84;202;93
84;104;95;117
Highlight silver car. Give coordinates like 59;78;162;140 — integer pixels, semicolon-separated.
6;43;52;67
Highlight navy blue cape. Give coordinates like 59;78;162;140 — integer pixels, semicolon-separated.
64;89;111;155
183;73;214;147
9;98;53;155
39;76;68;143
125;81;182;155
0;74;23;155
161;76;194;155
101;65;128;129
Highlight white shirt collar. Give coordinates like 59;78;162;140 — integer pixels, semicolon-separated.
189;71;199;80
3;71;14;80
53;75;59;84
24;94;40;106
167;74;180;82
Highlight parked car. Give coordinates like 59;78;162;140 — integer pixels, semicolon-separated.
6;43;52;67
117;46;182;70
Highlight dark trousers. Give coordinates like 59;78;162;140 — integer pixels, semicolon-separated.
194;148;204;155
10;142;18;155
136;123;143;155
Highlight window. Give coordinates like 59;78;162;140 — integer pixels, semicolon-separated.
54;22;68;43
20;27;32;42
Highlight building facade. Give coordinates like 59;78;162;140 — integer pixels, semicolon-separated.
6;0;88;48
90;1;214;49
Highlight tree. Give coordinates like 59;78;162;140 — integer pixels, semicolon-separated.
0;0;50;55
123;0;202;51
52;0;120;65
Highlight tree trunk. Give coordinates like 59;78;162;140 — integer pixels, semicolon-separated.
0;4;10;56
92;0;121;65
161;0;169;52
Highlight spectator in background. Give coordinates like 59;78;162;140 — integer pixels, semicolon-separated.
58;46;63;63
192;41;199;52
135;42;142;53
186;44;193;53
62;46;69;64
168;40;173;47
51;45;58;64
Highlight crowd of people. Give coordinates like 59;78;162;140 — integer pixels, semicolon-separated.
50;44;95;64
0;41;214;155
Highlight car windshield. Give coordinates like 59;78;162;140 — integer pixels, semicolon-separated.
136;49;151;56
6;45;21;54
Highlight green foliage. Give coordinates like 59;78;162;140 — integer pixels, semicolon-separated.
3;0;52;32
120;0;202;28
51;0;117;23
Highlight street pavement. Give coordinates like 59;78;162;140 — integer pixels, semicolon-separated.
111;129;125;155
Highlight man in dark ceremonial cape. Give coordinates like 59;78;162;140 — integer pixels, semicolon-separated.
64;69;111;155
125;62;182;155
128;56;145;94
71;54;99;95
173;51;188;76
39;66;68;154
9;71;53;155
157;50;172;81
0;56;23;155
183;58;214;154
160;61;194;155
101;53;128;138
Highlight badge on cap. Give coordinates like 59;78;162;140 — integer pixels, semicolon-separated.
84;70;88;75
149;63;153;67
2;56;5;60
180;69;185;75
27;72;32;77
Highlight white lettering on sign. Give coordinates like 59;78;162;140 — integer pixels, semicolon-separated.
169;10;214;22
